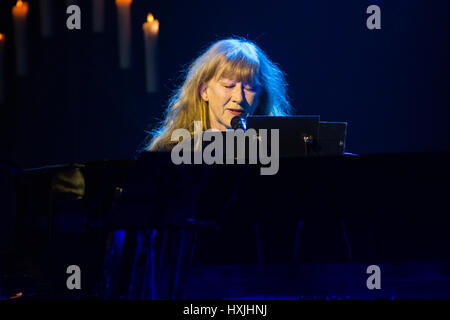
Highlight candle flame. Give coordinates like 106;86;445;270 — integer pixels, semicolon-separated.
151;19;159;33
0;34;4;40
147;14;154;23
115;0;132;5
13;0;28;13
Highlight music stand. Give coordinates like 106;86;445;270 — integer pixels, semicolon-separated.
246;115;320;157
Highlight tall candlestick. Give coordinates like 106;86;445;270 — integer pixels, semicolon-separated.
116;0;132;69
143;14;159;93
40;0;53;37
12;0;29;76
92;0;105;33
0;34;5;104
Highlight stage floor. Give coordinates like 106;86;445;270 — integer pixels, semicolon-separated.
180;261;450;300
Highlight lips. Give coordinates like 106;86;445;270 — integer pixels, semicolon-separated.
227;109;245;116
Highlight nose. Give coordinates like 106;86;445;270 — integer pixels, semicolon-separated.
231;83;244;105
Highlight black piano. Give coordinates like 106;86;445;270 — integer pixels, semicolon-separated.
1;150;450;300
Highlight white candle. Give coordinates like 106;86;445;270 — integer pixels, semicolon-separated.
116;0;132;69
0;34;5;104
143;14;159;93
12;0;29;76
92;0;105;33
40;0;53;37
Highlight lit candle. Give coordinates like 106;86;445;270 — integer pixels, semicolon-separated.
115;0;132;69
12;0;29;76
40;0;53;37
92;0;105;33
0;34;5;104
142;14;159;93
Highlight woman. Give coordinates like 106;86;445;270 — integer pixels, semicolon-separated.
143;37;292;152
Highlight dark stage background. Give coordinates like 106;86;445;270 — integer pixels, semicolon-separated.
0;0;449;168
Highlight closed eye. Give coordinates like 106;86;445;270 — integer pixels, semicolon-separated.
244;85;260;92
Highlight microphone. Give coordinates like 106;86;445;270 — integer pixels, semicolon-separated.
230;116;247;130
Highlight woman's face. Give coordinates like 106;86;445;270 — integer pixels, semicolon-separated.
200;75;262;131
